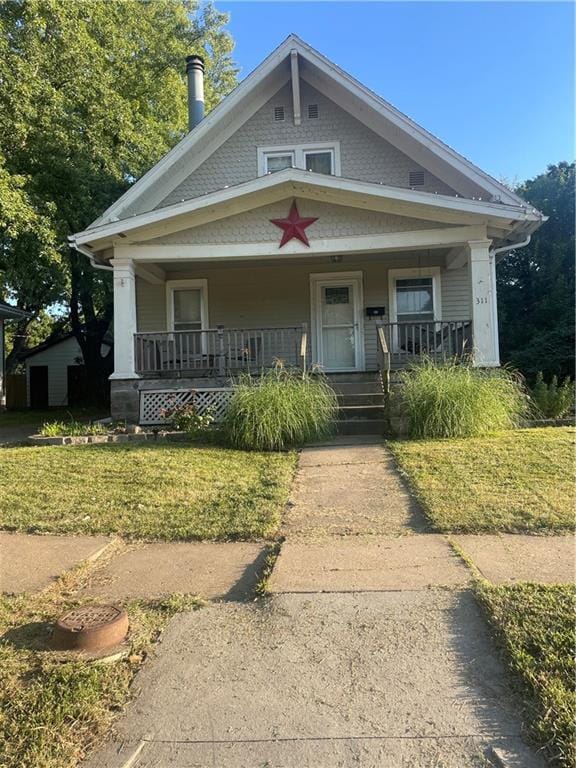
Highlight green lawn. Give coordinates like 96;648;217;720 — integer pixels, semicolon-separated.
476;583;576;767
388;427;575;533
0;408;105;429
0;586;203;768
0;444;297;540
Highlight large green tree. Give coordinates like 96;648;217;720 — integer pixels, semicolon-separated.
497;162;575;382
0;0;236;401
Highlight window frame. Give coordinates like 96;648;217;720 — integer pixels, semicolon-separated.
258;142;341;177
166;279;209;333
388;267;442;324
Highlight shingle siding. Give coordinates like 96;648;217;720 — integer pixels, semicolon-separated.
159;81;456;208
149;200;448;246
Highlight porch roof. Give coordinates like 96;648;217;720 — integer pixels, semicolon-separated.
71;169;545;263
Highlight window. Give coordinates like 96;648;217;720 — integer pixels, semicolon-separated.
167;280;208;332
258;143;340;177
395;278;434;323
304;150;333;175
264;152;294;174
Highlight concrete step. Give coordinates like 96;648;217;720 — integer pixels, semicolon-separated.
338;418;387;436
326;372;381;384
337;393;386;407
329;381;384;395
338;405;386;420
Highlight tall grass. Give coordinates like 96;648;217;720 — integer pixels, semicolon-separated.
224;366;338;451
399;359;529;439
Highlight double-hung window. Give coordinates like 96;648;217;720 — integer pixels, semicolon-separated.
395;278;435;323
259;143;340;176
167;280;208;333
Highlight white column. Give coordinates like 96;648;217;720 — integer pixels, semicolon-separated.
468;239;500;367
110;257;139;379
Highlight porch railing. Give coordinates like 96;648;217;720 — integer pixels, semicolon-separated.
134;325;308;376
378;320;473;368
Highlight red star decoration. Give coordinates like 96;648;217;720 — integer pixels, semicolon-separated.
270;201;318;248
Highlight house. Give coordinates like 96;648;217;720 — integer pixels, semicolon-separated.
0;301;30;409
22;334;112;409
69;35;545;426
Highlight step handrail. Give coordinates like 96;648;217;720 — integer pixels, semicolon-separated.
376;323;391;394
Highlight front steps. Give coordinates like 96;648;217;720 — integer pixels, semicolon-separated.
327;372;387;436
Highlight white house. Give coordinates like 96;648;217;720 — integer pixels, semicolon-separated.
70;35;545;427
22;334;112;409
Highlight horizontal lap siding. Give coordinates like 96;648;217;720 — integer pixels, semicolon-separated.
136;254;471;371
25;337;83;407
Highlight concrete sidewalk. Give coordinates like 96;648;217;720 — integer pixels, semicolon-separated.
85;592;546;768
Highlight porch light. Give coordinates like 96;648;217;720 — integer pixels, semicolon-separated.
330;254;342;263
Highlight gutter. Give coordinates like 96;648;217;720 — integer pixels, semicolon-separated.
68;236;113;272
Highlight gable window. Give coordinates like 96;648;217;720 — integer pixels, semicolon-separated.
258;142;341;177
264;151;295;174
166;279;208;332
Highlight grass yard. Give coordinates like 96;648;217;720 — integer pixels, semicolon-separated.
0;408;105;429
388;427;575;533
0;584;202;768
0;443;297;540
476;582;576;767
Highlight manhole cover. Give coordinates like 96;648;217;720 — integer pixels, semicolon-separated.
51;604;129;652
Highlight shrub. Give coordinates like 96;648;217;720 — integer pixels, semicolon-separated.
530;372;574;419
224;365;338;451
39;420;108;437
159;401;215;436
399;359;529;439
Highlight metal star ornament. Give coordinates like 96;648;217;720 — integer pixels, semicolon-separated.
270;201;318;248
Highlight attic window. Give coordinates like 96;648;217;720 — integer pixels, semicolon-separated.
409;171;425;187
274;106;285;122
307;104;319;119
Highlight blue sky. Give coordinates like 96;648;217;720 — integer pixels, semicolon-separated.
217;1;574;183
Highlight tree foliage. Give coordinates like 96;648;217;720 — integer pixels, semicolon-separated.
0;0;236;399
497;162;575;382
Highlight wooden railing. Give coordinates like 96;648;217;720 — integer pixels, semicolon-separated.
379;320;472;367
376;324;391;393
134;325;309;376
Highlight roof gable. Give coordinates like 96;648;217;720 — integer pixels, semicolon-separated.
90;35;526;230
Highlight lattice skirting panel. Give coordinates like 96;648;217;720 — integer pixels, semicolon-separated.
139;388;234;426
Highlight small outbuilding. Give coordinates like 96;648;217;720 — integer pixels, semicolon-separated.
22;334;112;408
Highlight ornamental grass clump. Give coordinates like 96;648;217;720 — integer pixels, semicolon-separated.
39;419;108;437
399;359;529;439
225;365;338;451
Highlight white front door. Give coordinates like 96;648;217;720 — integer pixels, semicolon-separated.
312;274;364;372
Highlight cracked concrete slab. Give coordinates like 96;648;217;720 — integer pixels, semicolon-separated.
453;534;575;584
83;592;545;768
269;536;469;592
284;443;428;538
81;542;267;601
0;532;113;594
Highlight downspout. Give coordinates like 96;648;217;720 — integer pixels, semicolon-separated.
68;236;113;272
488;234;532;366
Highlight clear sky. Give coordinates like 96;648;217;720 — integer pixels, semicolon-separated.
217;1;575;184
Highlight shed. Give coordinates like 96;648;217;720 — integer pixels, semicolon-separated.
22;334;112;408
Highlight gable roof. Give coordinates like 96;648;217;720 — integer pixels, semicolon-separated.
19;332;113;361
72;167;544;257
90;35;528;230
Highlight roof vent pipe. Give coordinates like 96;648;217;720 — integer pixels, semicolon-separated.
186;54;205;130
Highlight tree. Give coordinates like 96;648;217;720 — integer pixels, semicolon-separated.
497;162;575;381
0;0;237;401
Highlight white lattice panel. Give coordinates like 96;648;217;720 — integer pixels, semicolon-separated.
139;389;233;426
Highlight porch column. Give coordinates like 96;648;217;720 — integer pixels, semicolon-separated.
468;239;499;367
110;257;138;379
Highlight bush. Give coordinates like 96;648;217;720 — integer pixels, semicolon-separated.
530;372;574;419
224;365;338;451
399;359;529;439
38;420;109;437
159;401;215;436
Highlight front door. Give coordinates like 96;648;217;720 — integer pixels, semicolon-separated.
312;275;364;372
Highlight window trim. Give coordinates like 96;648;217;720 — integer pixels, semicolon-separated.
166;279;209;332
388;267;441;323
258;142;341;177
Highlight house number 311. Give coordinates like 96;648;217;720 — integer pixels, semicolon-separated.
476;297;488;304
